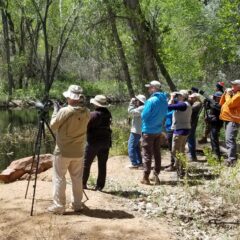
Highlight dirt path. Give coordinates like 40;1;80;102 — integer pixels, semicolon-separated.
0;155;176;240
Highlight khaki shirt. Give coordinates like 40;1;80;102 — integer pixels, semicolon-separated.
50;105;90;158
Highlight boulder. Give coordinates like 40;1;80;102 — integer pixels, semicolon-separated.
0;154;53;183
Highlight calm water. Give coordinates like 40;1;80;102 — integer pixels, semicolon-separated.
0;104;128;171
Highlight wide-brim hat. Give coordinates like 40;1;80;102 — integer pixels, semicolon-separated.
175;89;189;99
63;85;83;100
135;94;146;103
189;93;200;99
90;95;110;108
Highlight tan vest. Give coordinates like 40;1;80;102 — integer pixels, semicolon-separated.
50;105;90;158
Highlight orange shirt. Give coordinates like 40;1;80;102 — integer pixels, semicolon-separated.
220;91;240;123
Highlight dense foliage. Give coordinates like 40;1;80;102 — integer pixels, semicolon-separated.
0;0;239;99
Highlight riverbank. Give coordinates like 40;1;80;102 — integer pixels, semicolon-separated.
1;152;240;239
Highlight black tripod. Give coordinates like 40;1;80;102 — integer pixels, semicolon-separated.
25;107;55;216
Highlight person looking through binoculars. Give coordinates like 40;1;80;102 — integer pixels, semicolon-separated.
166;90;192;178
127;95;146;169
220;80;240;166
203;92;223;160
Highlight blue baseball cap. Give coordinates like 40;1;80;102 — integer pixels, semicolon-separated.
213;91;223;97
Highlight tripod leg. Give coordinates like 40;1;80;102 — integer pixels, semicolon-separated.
25;119;43;199
30;120;44;216
44;120;56;141
83;189;89;201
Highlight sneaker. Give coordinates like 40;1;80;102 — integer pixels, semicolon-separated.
48;205;65;215
69;203;85;212
128;164;139;169
140;175;151;185
137;165;144;170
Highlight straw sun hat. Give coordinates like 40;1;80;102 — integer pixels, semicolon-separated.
90;95;110;108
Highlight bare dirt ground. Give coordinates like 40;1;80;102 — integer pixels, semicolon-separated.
0;154;177;240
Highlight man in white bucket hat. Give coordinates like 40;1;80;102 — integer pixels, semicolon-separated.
48;85;90;214
83;95;112;191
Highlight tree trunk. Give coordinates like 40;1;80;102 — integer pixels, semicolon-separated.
123;0;158;83
6;12;17;55
123;0;176;91
1;8;14;98
104;1;135;97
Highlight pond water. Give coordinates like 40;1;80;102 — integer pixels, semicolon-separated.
0;104;128;171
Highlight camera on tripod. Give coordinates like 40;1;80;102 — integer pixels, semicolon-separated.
35;99;53;112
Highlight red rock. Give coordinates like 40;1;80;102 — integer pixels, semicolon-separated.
0;154;53;183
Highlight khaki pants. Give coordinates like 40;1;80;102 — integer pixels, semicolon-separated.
172;134;188;157
172;134;188;175
52;155;83;210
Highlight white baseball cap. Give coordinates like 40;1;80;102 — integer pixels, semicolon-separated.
145;80;161;89
230;79;240;85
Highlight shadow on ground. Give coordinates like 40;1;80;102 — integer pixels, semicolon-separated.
104;190;146;199
82;208;134;219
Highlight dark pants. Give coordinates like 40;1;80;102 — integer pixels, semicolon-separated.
210;125;221;160
83;143;110;189
167;130;174;165
188;126;197;159
142;133;161;176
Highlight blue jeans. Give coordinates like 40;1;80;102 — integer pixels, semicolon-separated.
188;127;197;159
128;132;142;166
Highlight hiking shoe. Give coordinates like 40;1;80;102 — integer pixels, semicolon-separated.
224;160;236;167
189;157;198;162
48;205;65;215
95;186;103;191
152;174;160;185
198;137;207;144
140;178;150;185
165;165;176;172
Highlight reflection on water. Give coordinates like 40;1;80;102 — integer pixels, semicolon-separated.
0;108;55;171
0;104;128;171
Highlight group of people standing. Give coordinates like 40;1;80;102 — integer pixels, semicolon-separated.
46;78;240;214
128;80;240;182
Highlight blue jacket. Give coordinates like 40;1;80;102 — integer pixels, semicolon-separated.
141;92;168;134
165;110;174;132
